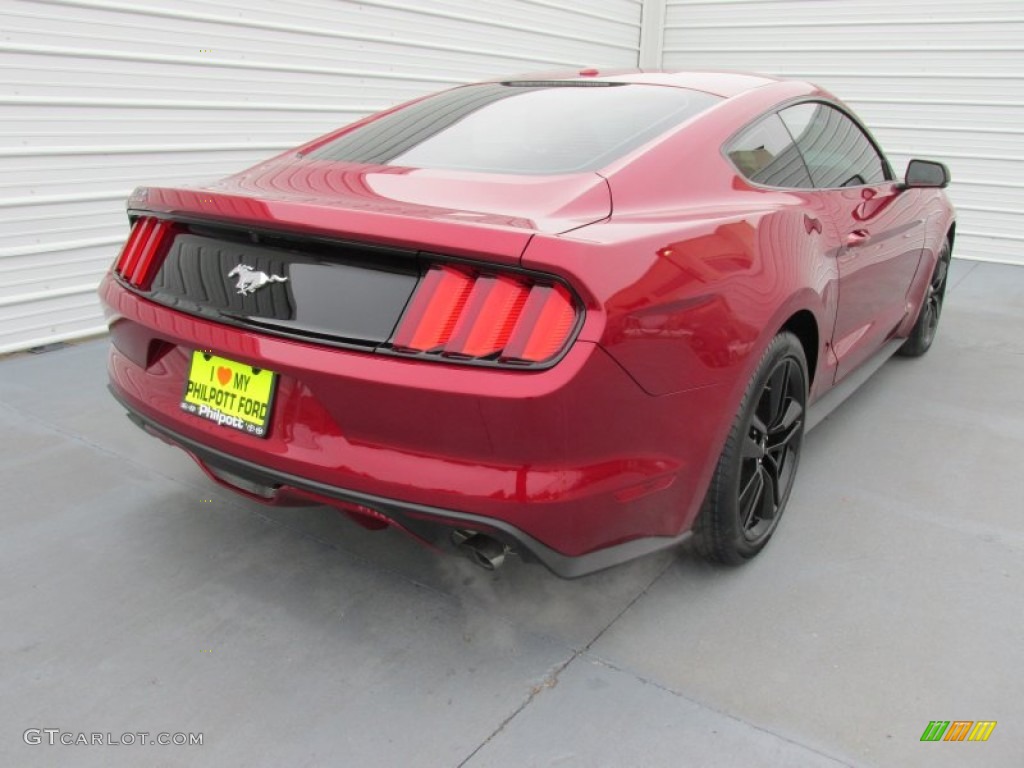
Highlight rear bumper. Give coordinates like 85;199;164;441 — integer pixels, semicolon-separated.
113;390;690;578
101;274;722;575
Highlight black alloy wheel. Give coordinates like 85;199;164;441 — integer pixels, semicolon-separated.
739;356;805;543
898;240;952;357
694;332;808;564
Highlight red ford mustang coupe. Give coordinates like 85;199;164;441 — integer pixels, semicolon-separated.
100;70;954;577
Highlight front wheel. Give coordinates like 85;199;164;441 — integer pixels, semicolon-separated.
898;240;951;358
693;332;808;564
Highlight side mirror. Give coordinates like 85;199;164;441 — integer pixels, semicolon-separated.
899;159;950;190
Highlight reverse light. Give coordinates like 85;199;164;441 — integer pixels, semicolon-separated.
113;216;178;290
392;265;579;365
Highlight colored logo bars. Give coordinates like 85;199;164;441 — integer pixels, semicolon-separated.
920;721;997;742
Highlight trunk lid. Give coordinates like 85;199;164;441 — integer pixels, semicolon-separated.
134;158;611;264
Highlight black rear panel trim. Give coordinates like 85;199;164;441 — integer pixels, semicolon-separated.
126;211;583;370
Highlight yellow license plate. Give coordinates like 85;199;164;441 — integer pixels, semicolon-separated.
180;351;278;438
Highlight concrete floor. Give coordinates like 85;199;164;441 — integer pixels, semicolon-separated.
1;259;1021;767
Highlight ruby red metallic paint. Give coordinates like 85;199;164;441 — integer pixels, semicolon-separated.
99;71;955;575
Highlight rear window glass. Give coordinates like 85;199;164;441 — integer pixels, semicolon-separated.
306;82;721;175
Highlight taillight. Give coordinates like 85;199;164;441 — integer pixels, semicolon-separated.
501;283;576;362
113;216;178;290
392;264;579;365
391;266;474;351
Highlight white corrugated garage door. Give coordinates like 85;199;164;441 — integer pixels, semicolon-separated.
4;0;1021;355
662;0;1024;265
0;0;643;354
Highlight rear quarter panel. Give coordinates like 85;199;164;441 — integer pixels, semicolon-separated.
523;203;838;539
521;82;843;531
894;187;957;338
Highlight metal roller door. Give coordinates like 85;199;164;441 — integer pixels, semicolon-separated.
662;0;1024;264
0;0;644;353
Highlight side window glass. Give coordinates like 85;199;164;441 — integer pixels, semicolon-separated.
780;103;888;188
725;114;813;189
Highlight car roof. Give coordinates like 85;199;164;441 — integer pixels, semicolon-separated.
494;69;789;98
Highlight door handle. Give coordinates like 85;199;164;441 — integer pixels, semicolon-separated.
845;229;870;247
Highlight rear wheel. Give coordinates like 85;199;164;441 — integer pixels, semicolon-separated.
694;332;808;564
898;240;951;358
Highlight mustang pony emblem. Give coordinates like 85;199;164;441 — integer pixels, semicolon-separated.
227;264;288;295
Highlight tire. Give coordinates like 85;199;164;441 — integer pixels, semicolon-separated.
898;240;951;358
693;332;808;565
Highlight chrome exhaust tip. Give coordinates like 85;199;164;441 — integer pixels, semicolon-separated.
452;530;510;571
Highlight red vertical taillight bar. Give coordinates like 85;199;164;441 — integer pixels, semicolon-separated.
500;284;576;363
444;275;530;358
115;217;155;279
391;266;474;352
113;217;178;290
